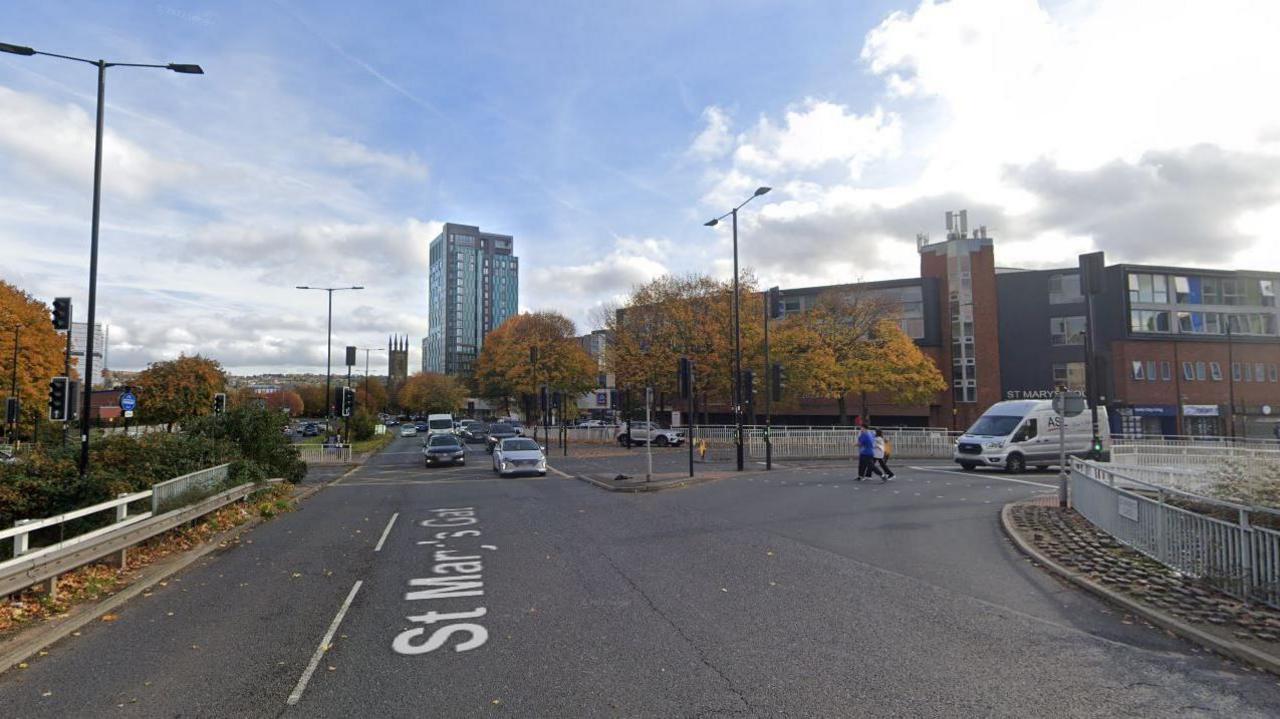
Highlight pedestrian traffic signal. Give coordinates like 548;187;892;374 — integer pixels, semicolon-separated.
52;297;72;331
539;385;549;412
340;387;355;417
551;391;562;410
213;392;226;415
48;377;69;421
742;370;755;405
677;357;693;400
771;363;786;401
5;397;18;425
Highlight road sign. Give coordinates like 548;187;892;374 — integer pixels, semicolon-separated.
119;392;137;412
1052;393;1086;417
124;410;134;418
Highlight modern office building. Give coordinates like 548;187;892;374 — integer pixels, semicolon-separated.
68;322;108;388
423;223;519;375
574;329;615;418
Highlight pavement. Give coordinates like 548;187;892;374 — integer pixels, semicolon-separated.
2;436;1280;717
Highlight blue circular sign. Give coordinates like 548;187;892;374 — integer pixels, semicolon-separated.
120;392;137;411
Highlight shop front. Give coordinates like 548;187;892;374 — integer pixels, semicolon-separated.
1181;404;1223;437
1114;404;1177;438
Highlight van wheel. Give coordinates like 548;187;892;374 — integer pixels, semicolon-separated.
1005;454;1026;474
959;462;977;471
654;436;670;447
617;435;630;446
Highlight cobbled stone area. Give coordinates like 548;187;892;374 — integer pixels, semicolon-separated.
1010;503;1280;648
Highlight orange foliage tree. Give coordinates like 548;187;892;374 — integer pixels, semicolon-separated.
473;312;597;418
0;281;73;438
134;355;227;430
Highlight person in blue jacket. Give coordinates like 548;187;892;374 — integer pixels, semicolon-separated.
857;426;882;480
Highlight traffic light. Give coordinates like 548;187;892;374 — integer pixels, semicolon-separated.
345;346;357;366
52;297;72;331
213;392;227;415
1079;251;1106;295
5;397;18;425
677;357;693;400
340;387;355;417
48;377;69;421
539;385;549;412
742;370;755;405
771;362;786;401
767;286;783;319
551;391;562;410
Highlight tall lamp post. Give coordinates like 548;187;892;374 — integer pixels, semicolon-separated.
704;186;771;471
296;286;364;438
1;41;203;478
357;347;385;412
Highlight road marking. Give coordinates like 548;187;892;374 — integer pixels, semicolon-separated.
330;477;546;486
374;512;399;552
545;465;572;478
287;580;363;706
908;466;1056;489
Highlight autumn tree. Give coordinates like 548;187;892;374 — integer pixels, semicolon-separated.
295;384;328;417
606;273;762;414
398;372;467;415
354;378;388;415
473;312;597;418
265;389;304;416
134;355;227;430
853;319;948;422
0;281;79;438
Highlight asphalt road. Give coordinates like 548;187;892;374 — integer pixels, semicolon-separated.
3;435;1279;718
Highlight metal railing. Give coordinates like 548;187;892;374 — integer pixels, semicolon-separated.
299;444;352;464
1111;440;1280;469
151;463;231;514
3;490;153;566
1070;458;1280;609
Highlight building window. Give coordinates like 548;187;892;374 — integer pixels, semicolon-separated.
1210;362;1223;381
1130;361;1145;381
1270;364;1278;382
1130;310;1171;333
1161;361;1172;381
1256;363;1266;382
1128;273;1168;303
1049;316;1087;345
1195;361;1206;381
1173;275;1195;304
1052;362;1086;391
1233;362;1242;382
1245;363;1254;382
1222;278;1245;306
1145;360;1157;382
1048;273;1083;304
1184;362;1195;381
1262;279;1276;307
1202;277;1220;304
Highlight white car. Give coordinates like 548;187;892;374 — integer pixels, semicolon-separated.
492;437;547;477
575;419;609;428
399;424;418;437
616;421;685;447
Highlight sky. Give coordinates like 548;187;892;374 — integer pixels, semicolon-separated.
3;0;1280;376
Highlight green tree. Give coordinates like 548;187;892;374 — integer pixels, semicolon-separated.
134;355;227;430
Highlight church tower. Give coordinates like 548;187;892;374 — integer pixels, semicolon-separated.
387;335;409;389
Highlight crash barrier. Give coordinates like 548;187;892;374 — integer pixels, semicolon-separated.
299;444;352;464
1070;458;1280;610
151;463;231;514
1;471;270;597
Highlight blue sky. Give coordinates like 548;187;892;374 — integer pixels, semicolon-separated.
3;1;1280;374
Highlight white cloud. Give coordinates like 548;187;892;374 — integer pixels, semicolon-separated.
690;0;1280;287
320;136;429;180
688;106;732;160
523;236;672;330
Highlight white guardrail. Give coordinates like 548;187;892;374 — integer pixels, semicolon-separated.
298;444;353;464
1;468;268;598
1070;458;1280;610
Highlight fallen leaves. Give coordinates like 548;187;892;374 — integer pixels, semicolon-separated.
100;613;119;622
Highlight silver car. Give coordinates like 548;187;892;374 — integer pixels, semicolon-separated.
491;437;546;477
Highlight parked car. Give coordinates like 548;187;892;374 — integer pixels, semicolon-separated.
302;423;320;437
485;423;520;453
400;424;419;437
508;421;525;436
460;422;489;443
575;419;609;428
0;448;17;465
423;433;466;467
616;421;685;447
491;437;546;477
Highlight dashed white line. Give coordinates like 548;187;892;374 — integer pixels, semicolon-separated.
908;466;1055;489
373;512;399;552
287;580;363;706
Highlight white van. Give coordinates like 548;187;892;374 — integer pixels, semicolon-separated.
426;413;456;437
954;400;1110;473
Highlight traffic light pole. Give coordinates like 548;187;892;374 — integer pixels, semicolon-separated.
63;322;71;446
78;60;106;480
763;293;772;471
9;325;18;443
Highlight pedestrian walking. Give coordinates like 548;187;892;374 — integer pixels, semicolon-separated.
857;426;882;480
873;429;895;481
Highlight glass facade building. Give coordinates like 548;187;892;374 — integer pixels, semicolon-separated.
423;223;519;375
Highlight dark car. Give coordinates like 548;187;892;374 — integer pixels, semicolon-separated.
415;422;429;433
423;433;466;467
485;423;519;453
302;423;320;437
460;422;490;443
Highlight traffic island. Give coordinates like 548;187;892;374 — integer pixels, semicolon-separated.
572;470;736;493
1001;500;1280;676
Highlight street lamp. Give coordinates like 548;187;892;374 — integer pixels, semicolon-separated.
357;347;386;412
2;41;203;479
296;286;364;440
704;185;771;471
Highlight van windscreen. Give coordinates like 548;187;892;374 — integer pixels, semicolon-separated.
967;415;1022;437
429;419;453;429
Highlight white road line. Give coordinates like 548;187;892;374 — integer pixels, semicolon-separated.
545;464;572;478
907;466;1056;489
373;512;399;552
287;580;363;706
